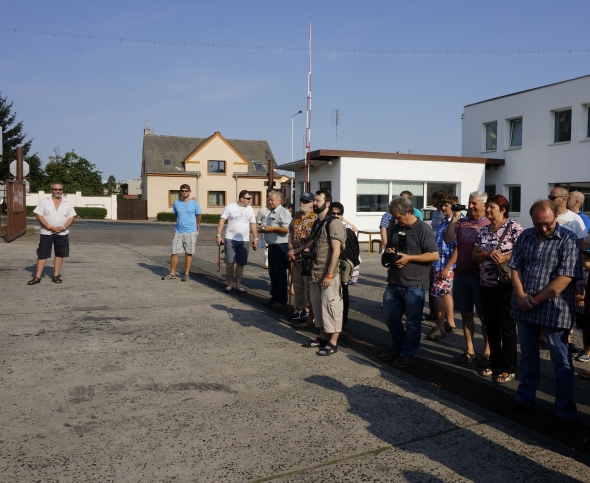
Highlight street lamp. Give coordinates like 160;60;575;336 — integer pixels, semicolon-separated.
291;110;303;202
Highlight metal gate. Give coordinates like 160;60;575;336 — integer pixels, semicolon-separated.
5;180;27;242
117;200;147;220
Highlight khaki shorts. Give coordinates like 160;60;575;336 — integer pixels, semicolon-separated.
171;232;197;255
310;273;343;333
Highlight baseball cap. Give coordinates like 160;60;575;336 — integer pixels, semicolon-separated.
300;192;314;202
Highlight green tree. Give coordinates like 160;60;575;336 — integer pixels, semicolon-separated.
0;92;46;190
104;175;118;195
44;149;104;195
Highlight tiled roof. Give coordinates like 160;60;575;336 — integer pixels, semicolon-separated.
142;133;277;176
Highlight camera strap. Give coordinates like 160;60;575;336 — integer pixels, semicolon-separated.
309;214;334;257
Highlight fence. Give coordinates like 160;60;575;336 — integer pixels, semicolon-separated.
26;191;118;220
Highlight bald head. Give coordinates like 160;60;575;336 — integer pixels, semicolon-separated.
567;191;585;213
549;187;569;213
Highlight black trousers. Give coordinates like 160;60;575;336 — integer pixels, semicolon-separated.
342;283;349;324
480;285;517;374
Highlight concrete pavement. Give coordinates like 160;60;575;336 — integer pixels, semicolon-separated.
0;228;588;482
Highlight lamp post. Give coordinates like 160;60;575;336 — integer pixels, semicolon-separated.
291;110;302;202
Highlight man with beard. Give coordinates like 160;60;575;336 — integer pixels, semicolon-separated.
28;182;77;285
503;200;582;432
444;191;491;366
287;192;317;324
380;196;439;367
301;190;347;355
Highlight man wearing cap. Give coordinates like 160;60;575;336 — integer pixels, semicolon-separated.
287;192;317;323
261;190;292;308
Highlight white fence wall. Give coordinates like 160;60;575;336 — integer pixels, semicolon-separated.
27;191;118;220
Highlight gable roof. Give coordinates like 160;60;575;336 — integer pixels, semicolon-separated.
142;132;277;176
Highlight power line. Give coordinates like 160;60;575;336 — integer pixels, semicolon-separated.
1;27;589;57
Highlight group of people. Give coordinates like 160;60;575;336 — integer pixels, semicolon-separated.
29;181;590;429
378;187;589;431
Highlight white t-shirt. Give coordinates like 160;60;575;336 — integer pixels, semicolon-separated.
557;210;587;240
221;203;256;241
33;197;77;235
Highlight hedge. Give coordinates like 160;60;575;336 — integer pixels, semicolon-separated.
156;212;222;224
26;205;107;219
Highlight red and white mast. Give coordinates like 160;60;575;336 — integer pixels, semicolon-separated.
304;23;312;192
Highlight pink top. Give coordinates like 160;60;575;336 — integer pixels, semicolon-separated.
454;216;491;275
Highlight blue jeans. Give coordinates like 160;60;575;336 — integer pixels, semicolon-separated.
268;244;289;304
516;319;577;420
383;284;426;358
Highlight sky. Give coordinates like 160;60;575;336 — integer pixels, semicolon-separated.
1;0;590;181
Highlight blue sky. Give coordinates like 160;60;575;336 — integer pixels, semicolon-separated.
1;0;589;181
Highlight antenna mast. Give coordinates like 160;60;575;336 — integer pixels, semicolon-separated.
304;23;312;192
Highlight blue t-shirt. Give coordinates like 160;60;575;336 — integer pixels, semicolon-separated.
578;212;590;234
173;199;201;234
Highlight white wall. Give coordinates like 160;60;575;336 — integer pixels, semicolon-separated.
27;191;118;220
293;156;485;241
462;75;590;228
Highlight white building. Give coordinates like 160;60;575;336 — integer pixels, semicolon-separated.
462;74;590;228
279;149;501;239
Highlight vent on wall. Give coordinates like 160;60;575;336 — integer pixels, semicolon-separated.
164;159;171;165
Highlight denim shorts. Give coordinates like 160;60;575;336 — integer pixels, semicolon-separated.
453;272;483;315
37;234;70;259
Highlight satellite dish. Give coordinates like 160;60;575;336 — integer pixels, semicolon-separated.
9;160;29;177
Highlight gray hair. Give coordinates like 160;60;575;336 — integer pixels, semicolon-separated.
469;191;488;204
268;190;283;201
388;195;414;216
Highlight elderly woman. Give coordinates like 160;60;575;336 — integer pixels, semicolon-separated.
472;194;523;383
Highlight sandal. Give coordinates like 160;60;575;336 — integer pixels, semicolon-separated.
27;277;41;285
52;275;62;284
494;373;515;384
317;344;338;356
454;351;476;364
478;368;494;377
302;337;325;348
224;286;233;292
236;287;247;292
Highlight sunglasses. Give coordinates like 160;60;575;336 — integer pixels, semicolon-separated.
180;190;190;192
243;197;252;200
331;211;342;216
51;188;63;191
548;195;566;200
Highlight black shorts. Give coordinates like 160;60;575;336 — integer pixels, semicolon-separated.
37;234;70;259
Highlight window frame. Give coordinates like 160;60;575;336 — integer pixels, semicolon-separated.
250;191;262;207
507;185;521;217
508;117;523;148
207;191;226;207
168;190;181;207
553;108;572;144
208;160;226;174
483;121;498;152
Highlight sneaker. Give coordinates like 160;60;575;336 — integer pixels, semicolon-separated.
577;353;590;362
162;274;176;280
428;328;446;341
300;312;309;321
290;311;301;320
392;356;414;368
378;352;399;361
181;274;189;282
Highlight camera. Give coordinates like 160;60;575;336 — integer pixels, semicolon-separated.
381;231;406;267
301;250;316;276
451;204;466;212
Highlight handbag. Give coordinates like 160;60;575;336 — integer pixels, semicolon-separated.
494;226;512;287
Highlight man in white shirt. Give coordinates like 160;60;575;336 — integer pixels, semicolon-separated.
216;190;259;292
549;187;587;249
28;182;77;285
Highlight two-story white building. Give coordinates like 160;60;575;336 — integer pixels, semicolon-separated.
462;74;590;228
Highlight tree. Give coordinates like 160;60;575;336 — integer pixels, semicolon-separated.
0;92;46;191
104;175;118;195
44;149;104;195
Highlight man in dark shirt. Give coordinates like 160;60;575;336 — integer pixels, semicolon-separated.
503;200;582;432
380;196;439;368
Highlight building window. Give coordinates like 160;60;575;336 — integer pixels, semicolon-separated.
485;122;497;151
251;191;262;207
485;185;496;197
299;182;306;197
208;160;226;173
357;180;389;212
164;158;171;165
508;186;521;215
319;181;332;192
554;109;572;143
208;191;225;206
426;183;458;206
509;118;523;147
169;190;181;206
393;181;424;209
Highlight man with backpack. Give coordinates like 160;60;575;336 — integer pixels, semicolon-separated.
301;190;347;356
330;202;361;325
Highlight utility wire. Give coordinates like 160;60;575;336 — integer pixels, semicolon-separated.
1;27;589;57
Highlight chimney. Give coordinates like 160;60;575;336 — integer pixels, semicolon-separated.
144;122;150;135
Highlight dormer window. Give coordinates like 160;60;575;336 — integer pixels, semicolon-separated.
164;158;171;165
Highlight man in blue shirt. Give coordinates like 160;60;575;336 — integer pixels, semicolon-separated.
162;184;202;281
503;200;583;432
